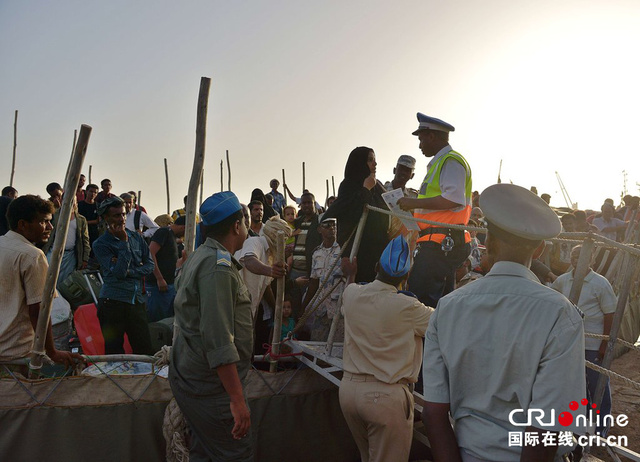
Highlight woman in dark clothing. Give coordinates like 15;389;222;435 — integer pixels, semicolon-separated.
250;188;278;223
324;146;390;282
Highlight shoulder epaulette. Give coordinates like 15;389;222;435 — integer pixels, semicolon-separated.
216;249;232;267
398;290;418;299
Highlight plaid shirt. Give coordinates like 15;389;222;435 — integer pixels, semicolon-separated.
93;229;154;304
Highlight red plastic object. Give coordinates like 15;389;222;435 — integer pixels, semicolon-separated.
74;304;132;355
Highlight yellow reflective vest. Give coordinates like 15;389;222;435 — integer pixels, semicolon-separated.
414;149;472;244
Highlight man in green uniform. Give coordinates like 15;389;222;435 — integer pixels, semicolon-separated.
169;191;253;462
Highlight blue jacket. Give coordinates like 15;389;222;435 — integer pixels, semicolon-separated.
93;229;154;304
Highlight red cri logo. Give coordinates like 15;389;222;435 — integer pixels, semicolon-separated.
559;399;597;427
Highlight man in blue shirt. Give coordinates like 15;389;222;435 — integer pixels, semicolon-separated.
269;179;286;215
93;196;154;354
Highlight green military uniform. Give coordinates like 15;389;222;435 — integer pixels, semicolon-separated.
169;237;253;461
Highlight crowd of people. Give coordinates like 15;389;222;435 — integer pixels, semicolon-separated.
0;111;638;461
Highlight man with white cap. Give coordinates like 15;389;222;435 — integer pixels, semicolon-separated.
398;113;472;308
422;184;586;462
384;155;418;198
169;191;253;461
339;235;433;462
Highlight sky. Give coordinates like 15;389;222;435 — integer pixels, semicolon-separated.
2;0;640;218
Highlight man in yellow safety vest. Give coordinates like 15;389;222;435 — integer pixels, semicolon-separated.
398;113;472;308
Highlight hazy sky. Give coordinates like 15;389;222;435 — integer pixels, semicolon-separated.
2;1;639;217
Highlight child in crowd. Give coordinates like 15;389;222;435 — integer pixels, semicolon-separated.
282;204;299;259
270;295;297;342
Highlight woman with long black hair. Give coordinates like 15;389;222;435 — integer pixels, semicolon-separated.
323;146;390;282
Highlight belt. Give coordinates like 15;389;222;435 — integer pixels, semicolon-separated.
418;226;465;240
342;371;412;386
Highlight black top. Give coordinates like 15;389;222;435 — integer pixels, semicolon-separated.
147;227;179;285
0;196;11;236
77;200;99;245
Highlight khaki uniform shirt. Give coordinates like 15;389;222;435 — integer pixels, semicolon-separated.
0;231;48;360
342;280;432;384
170;237;253;396
423;261;585;461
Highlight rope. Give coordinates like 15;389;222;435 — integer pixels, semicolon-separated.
584;333;640;352
163;398;189;462
586;360;640;391
154;345;172;367
293;278;344;333
263;339;303;360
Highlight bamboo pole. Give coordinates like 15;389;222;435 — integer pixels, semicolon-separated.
593;253;636;409
269;231;286;372
10;110;17;187
164;158;170;214
199;169;204;208
220;160;223;192
29;124;92;377
184;77;211;257
88;165;92;185
226;149;231;191
326;208;369;355
567;237;595;305
332;176;335;196
302;162;306;191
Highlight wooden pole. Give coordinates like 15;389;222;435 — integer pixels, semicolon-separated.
325;179;329;206
88;165;92;185
282;168;286;188
567;237;595;305
10;110;17;187
593;253;636;409
29;124;92;377
184;77;211;257
164;158;170;214
138;190;142;209
64;129;78;187
199;169;204;208
226;149;231;191
220;160;223;192
269;231;286;373
332;176;336;196
302;162;306;191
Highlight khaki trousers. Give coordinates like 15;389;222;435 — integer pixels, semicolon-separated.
339;372;414;462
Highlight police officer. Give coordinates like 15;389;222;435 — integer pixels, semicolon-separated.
169;191;254;461
339;235;433;462
422;184;585;462
398;113;472;307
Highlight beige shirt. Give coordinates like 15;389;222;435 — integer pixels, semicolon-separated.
341;279;432;384
0;231;49;360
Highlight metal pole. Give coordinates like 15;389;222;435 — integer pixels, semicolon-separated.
29;124;92;377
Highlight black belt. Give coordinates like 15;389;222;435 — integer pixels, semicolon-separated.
418;226;465;241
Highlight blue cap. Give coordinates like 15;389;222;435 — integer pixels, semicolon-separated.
379;235;411;277
412;113;455;135
200;191;242;225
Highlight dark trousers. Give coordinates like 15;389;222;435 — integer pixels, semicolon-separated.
408;241;471;308
170;382;253;462
586;350;612;436
97;298;154;355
